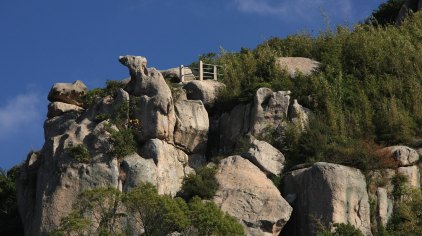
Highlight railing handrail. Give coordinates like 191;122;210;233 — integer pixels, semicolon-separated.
179;60;223;82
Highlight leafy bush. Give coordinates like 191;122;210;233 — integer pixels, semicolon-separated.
180;167;219;201
53;183;244;235
82;80;126;107
66;144;90;163
188;196;244;235
317;223;364;236
0;167;24;236
108;128;137;159
200;10;422;171
367;0;405;26
386;189;422;236
51;187;125;236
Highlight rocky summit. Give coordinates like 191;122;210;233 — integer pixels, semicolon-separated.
14;54;422;236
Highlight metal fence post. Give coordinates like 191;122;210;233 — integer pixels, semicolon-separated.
199;60;204;81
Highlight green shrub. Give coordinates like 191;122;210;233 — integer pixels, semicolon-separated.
82;80;126;107
66;144;90;163
180;167;219;201
317;223;364;236
367;0;405;26
387;189;422;235
53;183;245;235
188;196;244;235
0;167;24;236
108;128;137;159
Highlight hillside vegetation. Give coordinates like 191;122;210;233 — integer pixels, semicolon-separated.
202;10;422;170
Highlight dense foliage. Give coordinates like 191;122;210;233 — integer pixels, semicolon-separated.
179;167;219;201
66;144;91;163
367;0;405;25
52;183;244;236
203;11;422;171
0;167;24;236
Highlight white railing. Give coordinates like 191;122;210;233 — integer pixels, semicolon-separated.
179;60;223;82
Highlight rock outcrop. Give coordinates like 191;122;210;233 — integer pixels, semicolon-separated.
276;57;320;77
48;80;87;106
382;145;419;166
119;55;176;143
174;100;209;154
219;87;310;154
183;80;226;108
213;156;292;235
282;162;371;236
241;139;285;176
139;139;193;196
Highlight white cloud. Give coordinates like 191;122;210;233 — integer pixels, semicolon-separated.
0;93;43;138
232;0;353;20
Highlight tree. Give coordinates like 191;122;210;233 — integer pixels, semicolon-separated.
0;166;24;236
368;0;405;26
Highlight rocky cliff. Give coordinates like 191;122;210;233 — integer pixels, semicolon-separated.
16;55;421;236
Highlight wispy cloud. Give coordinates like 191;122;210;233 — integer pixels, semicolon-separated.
232;0;353;20
0;92;43;138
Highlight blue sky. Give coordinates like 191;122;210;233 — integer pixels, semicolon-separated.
0;0;384;170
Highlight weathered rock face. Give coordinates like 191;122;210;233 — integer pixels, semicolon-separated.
120;153;157;192
289;99;312;131
183;80;226;108
376;187;393;227
241;139;285;176
119;55;176;143
382;145;419;166
17;114;120;236
282;162;371;236
276;57;320;77
47;102;84;119
140;139;193;196
48;80;87;106
398;165;421;188
218;87;310;154
219;103;252;154
174;100;209;154
250;88;290;136
213;156;292;236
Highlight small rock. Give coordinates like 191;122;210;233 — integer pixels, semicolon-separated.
241;139;285;176
48;80;87;106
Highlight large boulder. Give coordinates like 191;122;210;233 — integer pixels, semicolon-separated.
282;162;371;236
250;88;291;136
382;146;419;166
140;139;193;196
183;80;226;108
119;55;176;143
241;139;285;176
120;153;157;192
174;100;209;154
47;80;87;106
276;57;320;77
213;156;292;235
